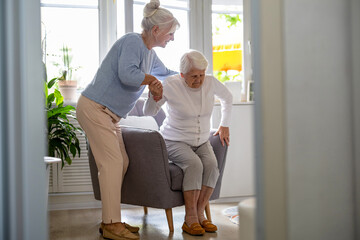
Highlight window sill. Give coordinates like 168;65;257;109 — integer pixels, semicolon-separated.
214;101;254;106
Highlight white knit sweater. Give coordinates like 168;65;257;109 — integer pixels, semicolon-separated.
143;74;233;146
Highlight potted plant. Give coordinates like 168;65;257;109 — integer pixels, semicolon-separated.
44;76;83;168
53;45;81;101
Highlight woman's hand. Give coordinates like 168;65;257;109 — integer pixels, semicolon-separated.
213;126;230;146
149;79;163;102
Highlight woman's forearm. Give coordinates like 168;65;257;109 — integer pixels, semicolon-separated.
143;93;165;116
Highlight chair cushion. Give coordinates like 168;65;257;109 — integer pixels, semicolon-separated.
169;163;183;191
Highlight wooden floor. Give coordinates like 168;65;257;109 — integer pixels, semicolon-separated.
49;202;240;240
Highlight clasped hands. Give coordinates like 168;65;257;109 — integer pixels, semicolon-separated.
149;79;163;102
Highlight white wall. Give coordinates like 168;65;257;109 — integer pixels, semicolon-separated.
212;104;255;198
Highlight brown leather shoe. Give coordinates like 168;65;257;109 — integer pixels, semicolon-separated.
100;222;140;234
102;223;139;240
201;220;218;232
182;222;205;236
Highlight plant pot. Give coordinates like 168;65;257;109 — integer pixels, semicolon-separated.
225;81;242;104
58;80;77;101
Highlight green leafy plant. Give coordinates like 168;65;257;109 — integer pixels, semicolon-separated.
214;71;230;83
44;76;83;168
53;45;81;81
219;14;242;28
213;13;242;36
214;71;242;83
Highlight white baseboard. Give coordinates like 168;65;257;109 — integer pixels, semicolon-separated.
48;192;255;211
211;195;254;204
48;192;101;211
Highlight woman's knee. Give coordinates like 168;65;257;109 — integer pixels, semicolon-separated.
182;159;203;189
206;165;219;179
203;160;220;183
203;158;218;173
186;158;203;173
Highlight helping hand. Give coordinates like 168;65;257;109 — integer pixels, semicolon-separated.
149;79;163;102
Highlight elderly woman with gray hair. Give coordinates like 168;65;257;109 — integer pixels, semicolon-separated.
143;50;233;236
76;1;179;239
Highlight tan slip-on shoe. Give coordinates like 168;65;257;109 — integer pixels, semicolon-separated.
100;222;140;234
200;220;218;232
182;222;205;236
102;224;139;240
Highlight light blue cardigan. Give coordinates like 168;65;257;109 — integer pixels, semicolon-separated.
82;33;177;118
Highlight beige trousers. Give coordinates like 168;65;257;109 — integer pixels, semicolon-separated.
76;95;129;223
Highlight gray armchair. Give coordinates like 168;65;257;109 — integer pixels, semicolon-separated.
87;99;228;232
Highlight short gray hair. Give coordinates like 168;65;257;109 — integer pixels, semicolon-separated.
180;50;209;74
142;0;180;33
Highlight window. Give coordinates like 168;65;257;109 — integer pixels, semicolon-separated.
212;0;245;102
41;0;99;193
40;0;99;91
130;0;189;72
41;0;250;100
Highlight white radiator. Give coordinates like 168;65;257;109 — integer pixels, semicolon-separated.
49;117;92;193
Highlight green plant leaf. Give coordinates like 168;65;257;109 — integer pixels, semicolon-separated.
47;93;55;105
44;81;48;102
48;77;58;89
70;144;77;157
47;106;75;119
54;89;64;106
65;157;72;166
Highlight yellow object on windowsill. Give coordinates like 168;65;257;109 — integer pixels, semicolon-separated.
212;43;242;72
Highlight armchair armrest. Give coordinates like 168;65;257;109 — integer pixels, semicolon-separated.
209;129;228;200
209;129;228;171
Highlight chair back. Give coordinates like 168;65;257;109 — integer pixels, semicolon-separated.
87;98;166;200
128;98;166;127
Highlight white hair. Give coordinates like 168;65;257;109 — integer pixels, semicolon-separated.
180;50;209;74
142;0;180;33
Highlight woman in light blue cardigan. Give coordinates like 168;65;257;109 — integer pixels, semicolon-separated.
76;1;178;239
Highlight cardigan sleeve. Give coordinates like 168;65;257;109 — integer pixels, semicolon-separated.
117;35;146;87
213;77;233;127
143;93;166;116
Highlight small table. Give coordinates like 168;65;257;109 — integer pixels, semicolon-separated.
44;156;61;208
44;156;61;165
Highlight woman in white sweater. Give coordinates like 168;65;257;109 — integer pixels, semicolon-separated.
143;50;232;236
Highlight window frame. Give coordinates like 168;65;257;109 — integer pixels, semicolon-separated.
40;0;100;90
43;0;251;102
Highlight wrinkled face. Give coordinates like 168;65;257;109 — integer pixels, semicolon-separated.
154;25;175;48
181;68;206;88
